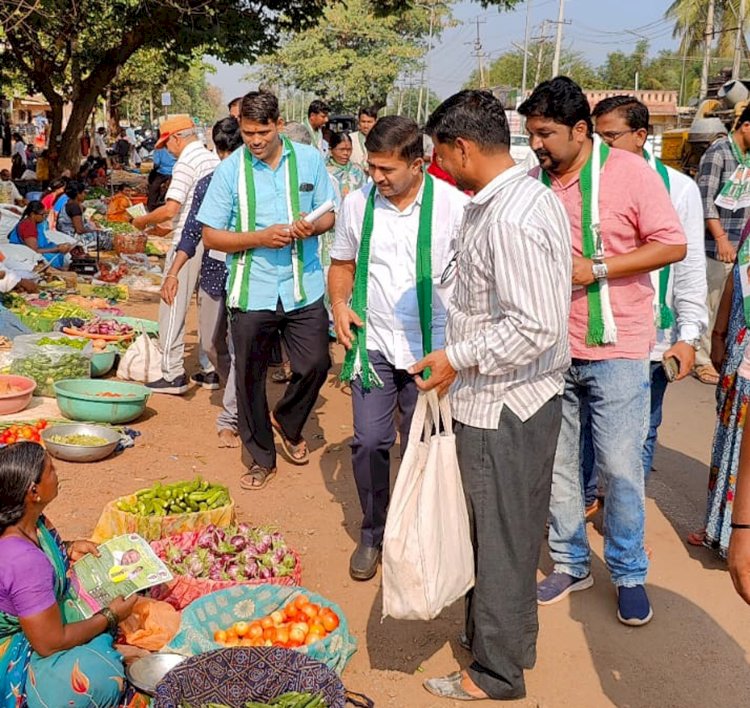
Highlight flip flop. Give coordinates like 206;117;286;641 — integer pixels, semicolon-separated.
271;368;292;384
240;464;276;491
423;672;489;701
271;415;310;465
687;529;707;546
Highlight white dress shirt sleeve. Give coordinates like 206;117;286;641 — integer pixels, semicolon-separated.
672;174;709;343
329;190;362;262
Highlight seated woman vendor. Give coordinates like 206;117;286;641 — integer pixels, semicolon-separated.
8;200;74;270
57;180;98;242
106;183;133;223
0;442;136;707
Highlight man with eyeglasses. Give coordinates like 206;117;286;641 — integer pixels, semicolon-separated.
328;116;467;581
519;77;686;627
132;115;220;394
584;95;707;497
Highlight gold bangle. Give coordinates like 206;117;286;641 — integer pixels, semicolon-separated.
163;274;179;282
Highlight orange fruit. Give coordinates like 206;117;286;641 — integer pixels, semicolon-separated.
213;629;227;644
234;621;250;637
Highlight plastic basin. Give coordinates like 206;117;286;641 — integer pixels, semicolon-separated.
54;379;150;424
0;375;36;415
90;350;116;378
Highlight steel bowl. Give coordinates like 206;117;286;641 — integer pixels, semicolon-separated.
126;652;186;696
41;423;120;463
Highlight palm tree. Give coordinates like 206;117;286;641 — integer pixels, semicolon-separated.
666;0;747;60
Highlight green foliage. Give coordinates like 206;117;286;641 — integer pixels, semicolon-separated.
254;0;454;112
666;0;748;58
389;87;442;120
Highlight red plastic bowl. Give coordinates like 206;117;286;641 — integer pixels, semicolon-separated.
0;375;37;415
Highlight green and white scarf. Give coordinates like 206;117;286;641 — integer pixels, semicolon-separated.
644;149;675;330
340;173;435;390
227;135;306;310
541;135;617;345
303;118;323;151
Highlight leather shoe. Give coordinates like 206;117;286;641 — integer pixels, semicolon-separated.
349;544;381;581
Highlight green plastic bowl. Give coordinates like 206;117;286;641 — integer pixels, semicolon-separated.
90;350;116;378
53;379;150;424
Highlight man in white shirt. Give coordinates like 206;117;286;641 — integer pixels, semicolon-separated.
349;106;378;171
413;90;572;702
329;116;468;581
0;170;24;206
578;96;708;493
93;127;108;162
132;115;220;394
303;100;330;157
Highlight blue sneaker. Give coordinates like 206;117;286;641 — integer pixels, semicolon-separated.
617;585;653;626
537;571;594;605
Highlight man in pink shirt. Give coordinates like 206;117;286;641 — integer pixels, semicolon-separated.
519;77;686;625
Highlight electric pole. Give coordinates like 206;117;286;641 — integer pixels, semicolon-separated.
521;0;533;100
733;0;746;80
467;17;488;88
532;20;551;87
700;0;716;98
551;0;564;77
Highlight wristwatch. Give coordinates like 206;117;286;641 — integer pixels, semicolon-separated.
681;338;701;351
592;261;608;280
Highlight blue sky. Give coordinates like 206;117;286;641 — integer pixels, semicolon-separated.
208;0;678;102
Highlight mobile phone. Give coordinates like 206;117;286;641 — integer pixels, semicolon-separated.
662;355;680;383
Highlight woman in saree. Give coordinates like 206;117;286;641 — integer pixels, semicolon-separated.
0;442;136;707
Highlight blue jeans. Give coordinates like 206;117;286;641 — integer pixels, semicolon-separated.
581;361;670;501
548;358;650;587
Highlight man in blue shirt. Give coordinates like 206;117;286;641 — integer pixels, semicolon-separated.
199;91;336;490
147;146;177;211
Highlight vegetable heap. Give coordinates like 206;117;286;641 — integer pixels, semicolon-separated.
36;336;88;350
116;478;230;517
11;351;90;397
77;317;134;337
159;523;297;583
49;433;110;446
0;420;47;445
213;594;340;649
202;694;328;708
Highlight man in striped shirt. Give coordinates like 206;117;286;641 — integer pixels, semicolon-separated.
413;90;572;702
132;115;220;394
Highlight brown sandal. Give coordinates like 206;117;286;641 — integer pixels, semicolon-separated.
694;365;719;385
271;415;310;465
240;463;277;491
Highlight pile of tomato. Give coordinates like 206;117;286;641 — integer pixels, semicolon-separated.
213;594;340;649
0;420;48;445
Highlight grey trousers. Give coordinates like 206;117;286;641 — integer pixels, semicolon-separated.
457;396;562;700
158;245;212;381
197;287;238;433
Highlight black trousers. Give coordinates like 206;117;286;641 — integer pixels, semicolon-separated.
457;396;562;700
230;297;330;469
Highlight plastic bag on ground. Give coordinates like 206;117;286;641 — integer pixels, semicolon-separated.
382;389;475;620
119;597;181;651
116;329;161;383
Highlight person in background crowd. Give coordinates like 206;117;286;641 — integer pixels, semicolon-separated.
690;218;750;556
132;115;220;395
520;77;686;626
11;133;27;180
694;106;750;385
0;169;25;206
55;181;97;243
161;117;242;448
200;90;336;490
41;178;66;213
322;132;367;337
125;125;141;168
414;89;571;702
349;106;378;172
228;97;243;119
106;184;133;223
577;96;708;514
113;130;130;168
8;201;73;269
147;145;176;212
1;114;11;157
35;150;49;186
80;129;91;158
329;116;467;581
304;100;330;156
93;127;108;162
0;442;135;708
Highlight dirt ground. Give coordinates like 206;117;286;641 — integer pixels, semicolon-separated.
48;294;750;708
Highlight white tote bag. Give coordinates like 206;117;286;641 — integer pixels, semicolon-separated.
382;389;475;621
116;328;162;383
